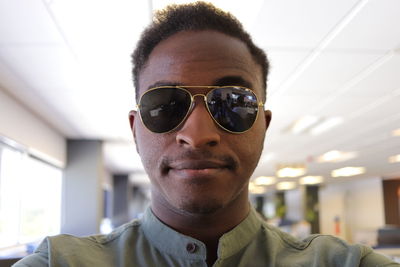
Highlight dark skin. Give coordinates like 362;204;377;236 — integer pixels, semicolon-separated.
129;30;271;266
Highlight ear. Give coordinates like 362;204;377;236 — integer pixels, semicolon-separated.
129;110;136;130
264;110;272;130
129;110;140;154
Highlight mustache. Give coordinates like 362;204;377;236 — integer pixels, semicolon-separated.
160;149;238;173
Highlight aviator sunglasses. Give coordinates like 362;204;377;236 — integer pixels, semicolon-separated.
137;86;264;134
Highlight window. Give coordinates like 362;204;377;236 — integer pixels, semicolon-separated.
0;142;62;249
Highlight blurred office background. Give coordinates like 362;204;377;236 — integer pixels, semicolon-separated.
0;0;399;264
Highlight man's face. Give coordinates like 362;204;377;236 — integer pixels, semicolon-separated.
130;30;271;215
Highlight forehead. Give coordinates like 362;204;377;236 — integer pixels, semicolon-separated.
138;30;263;95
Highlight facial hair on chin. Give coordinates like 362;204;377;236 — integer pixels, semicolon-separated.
178;197;224;215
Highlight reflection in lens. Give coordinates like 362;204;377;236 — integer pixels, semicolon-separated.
207;87;259;132
139;88;191;133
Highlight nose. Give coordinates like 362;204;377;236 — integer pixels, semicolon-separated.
176;96;221;148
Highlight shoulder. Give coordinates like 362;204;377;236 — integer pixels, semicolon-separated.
13;219;142;267
260;222;397;266
53;218;142;246
46;218;142;253
261;221;357;251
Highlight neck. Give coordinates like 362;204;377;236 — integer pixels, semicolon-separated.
151;191;250;264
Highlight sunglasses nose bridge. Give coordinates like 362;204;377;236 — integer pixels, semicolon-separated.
191;93;207;100
186;93;213;123
190;93;207;108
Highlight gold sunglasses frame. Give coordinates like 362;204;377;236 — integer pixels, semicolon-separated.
136;85;264;134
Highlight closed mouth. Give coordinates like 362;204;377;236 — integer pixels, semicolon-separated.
160;152;238;176
168;160;231;172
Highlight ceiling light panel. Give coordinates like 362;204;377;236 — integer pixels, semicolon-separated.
392;128;400;136
253;176;276;186
317;150;358;163
276;181;297;191
389;154;400;163
299;176;324;185
291;116;319;134
249;182;268;194
276;166;306;178
310;117;344;135
331;167;366;177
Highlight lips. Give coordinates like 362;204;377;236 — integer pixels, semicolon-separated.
166;160;231;179
160;150;238;176
169;160;229;170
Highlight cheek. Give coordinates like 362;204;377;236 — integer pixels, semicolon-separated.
135;126;165;170
236;119;266;168
236;135;262;166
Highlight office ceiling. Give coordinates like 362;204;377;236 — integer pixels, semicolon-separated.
0;0;399;189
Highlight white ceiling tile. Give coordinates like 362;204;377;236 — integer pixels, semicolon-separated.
0;57;78;137
150;0;265;32
279;51;384;98
348;97;400;131
319;97;375;117
356;135;400;158
328;0;400;51
344;54;400;97
0;44;135;140
266;49;311;95
0;45;79;91
268;95;323;125
307;107;400;158
251;0;359;48
0;0;63;44
48;0;151;58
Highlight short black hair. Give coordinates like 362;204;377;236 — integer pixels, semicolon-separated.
132;1;269;101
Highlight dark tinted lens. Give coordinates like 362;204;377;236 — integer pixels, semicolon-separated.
207;87;259;132
139;88;191;133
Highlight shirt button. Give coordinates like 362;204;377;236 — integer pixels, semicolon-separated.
186;243;197;253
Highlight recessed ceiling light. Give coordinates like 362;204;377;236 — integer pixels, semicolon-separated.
392;128;400;137
253;176;276;186
276;181;297;190
290;116;319;134
276;165;306;178
310;117;343;135
317;150;358;163
331;167;366;177
299;176;324;185
249;182;267;194
389;154;400;163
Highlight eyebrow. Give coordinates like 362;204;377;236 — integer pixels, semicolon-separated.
146;81;184;90
212;76;253;89
146;76;253;90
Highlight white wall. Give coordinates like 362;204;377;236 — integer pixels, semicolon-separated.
319;177;385;244
285;188;304;222
0;88;65;166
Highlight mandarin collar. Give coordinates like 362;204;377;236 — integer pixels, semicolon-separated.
141;205;262;261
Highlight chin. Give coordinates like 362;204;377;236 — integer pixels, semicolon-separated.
177;197;225;215
172;184;247;215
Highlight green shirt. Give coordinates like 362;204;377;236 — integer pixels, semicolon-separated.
14;207;398;266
